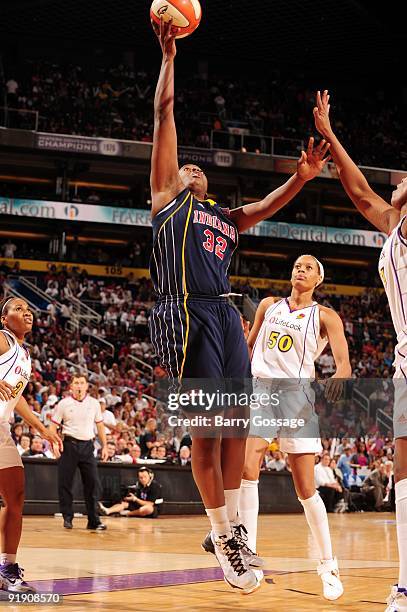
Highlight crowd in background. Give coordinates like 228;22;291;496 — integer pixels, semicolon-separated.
0;235;386;288
2;59;406;169
0;260;397;506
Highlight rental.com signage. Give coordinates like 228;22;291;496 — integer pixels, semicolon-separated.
0;197;387;248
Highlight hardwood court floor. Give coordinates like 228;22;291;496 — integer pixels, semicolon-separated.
8;513;399;611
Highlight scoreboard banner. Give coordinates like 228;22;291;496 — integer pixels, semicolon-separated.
0;196;387;248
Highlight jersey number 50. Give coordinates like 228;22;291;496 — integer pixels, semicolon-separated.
267;331;293;352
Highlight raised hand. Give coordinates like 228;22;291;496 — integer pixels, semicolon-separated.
152;16;178;60
297;136;331;182
313;90;333;139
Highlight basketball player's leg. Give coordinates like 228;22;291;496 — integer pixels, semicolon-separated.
287;449;343;601
393;437;407;596
385;379;407;610
0;463;35;593
0;467;24;559
153;300;258;591
239;437;269;553
222;304;254;530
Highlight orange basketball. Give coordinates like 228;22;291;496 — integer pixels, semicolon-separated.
150;0;202;39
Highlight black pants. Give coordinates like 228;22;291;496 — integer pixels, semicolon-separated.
58;437;100;526
317;486;343;512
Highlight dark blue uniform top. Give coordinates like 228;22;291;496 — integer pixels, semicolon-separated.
150;188;239;297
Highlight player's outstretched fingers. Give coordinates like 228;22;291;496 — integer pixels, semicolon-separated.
307;136;314;156
321;142;331;156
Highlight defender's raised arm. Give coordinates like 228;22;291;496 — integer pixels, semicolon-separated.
313;90;400;234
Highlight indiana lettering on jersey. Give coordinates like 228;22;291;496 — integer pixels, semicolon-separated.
193;210;237;243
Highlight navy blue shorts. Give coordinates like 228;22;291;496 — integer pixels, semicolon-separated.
149;296;251;379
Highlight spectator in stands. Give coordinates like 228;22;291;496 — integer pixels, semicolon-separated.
1;240;17;259
22;436;47;458
337;445;353;488
177;445;191;466
5;77;19;106
361;461;388;511
314;453;345;512
98;466;162;517
265;450;286;471
105;441;122;462
98;398;117;435
11;424;23;446
16;434;31;456
139;418;158;458
105;386;122;408
350;441;369;477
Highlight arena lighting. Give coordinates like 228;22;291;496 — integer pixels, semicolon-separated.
0;230;48;239
65;235;127;245
322;204;360;214
0;175;51;184
239;250;289;259
68;181;130;191
323;257;370;267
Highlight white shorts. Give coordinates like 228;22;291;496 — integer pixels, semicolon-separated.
0;426;23;469
249;379;321;453
278;436;322;454
393;372;407;439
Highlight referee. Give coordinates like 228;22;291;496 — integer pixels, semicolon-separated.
49;374;109;530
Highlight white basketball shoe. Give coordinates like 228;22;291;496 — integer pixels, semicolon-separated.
317;557;344;600
212;532;260;594
385;585;407;611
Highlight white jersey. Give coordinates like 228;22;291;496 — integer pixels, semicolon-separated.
379;216;407;376
0;329;31;430
251;298;328;379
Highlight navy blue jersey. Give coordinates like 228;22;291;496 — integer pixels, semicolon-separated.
150;188;238;297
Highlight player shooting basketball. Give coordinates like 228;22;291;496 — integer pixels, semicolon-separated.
149;18;331;594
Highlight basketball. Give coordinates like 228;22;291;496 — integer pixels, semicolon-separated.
150;0;202;39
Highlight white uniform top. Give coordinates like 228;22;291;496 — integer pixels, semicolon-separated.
51;395;103;440
379;216;407;376
0;329;31;433
251;298;328;379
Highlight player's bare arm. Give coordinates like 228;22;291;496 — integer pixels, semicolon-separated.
0;332;14;401
313;90;400;235
320;306;351;402
150;18;185;217
229;137;331;232
247;296;277;357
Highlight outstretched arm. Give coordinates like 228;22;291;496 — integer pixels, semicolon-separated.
150;19;184;217
247;296;277;357
230;138;331;232
320;306;351;402
313;90;400;234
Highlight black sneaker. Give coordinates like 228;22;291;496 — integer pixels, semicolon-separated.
86;523;107;531
63;519;73;529
201;531;215;554
0;564;36;593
